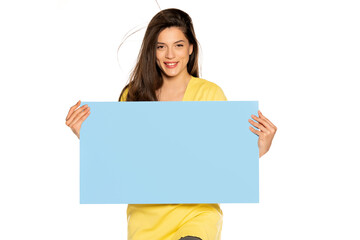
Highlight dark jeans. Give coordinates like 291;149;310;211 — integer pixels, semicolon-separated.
178;236;202;240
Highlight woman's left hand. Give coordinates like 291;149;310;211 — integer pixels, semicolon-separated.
248;110;277;158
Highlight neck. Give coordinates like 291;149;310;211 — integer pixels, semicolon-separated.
160;71;192;91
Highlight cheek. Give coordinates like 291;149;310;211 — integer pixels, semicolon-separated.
181;49;190;61
155;53;162;65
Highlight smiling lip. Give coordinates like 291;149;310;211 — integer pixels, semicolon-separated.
164;62;178;68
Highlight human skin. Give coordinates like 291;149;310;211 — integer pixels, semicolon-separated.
65;101;89;139
249;110;277;158
155;26;193;101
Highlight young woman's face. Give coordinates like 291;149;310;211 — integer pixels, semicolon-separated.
156;27;193;79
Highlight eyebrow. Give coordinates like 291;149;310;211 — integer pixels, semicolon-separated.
156;40;185;44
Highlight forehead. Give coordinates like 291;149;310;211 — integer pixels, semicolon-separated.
157;27;188;43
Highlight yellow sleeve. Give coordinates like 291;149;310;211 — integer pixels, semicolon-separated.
212;86;227;101
120;87;129;102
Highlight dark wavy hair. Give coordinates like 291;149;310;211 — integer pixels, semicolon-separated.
118;8;200;101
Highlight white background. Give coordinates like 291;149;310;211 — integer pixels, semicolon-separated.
1;0;359;239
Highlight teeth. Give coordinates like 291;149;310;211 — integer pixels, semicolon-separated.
165;62;177;66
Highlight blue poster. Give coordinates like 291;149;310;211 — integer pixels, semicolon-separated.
80;101;259;204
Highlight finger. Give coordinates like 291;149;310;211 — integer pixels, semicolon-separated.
70;109;91;129
258;110;277;129
66;100;81;121
251;114;272;131
66;105;89;127
249;126;262;137
248;118;269;133
257;111;274;129
66;104;89;125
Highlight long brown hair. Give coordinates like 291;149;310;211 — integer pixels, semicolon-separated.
118;8;200;101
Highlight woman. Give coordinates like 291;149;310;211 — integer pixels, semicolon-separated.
66;8;277;240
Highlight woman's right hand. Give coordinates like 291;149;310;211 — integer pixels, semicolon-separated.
65;100;90;139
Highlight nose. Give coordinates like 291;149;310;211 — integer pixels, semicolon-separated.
165;46;175;59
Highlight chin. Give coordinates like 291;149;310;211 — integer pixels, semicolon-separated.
163;67;185;78
163;71;180;78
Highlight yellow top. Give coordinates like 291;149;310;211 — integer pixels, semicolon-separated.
120;75;227;102
120;75;227;240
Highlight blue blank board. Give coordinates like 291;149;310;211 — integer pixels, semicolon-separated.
80;101;259;204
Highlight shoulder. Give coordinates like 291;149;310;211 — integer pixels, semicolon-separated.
119;85;130;102
191;77;222;91
188;76;227;101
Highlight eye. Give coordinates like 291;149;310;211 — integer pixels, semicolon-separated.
177;44;184;47
157;45;164;49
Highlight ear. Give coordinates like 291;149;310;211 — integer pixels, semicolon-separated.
189;44;193;55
